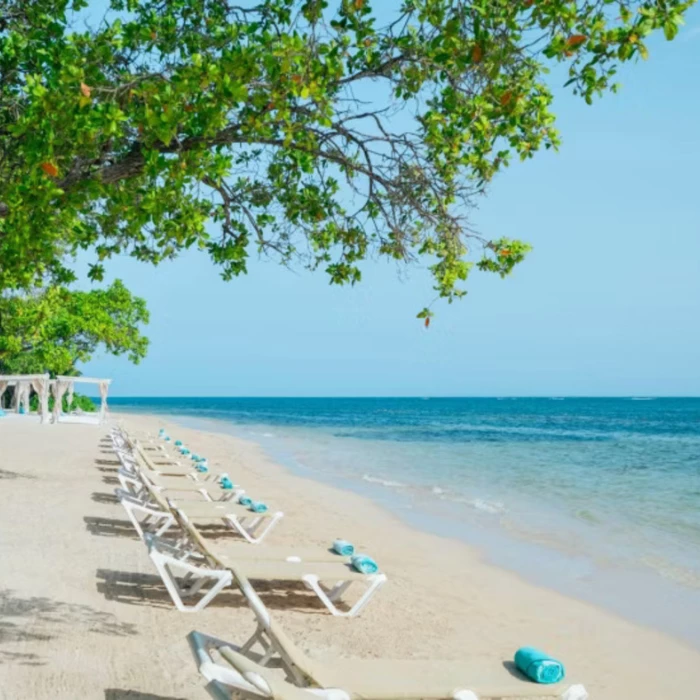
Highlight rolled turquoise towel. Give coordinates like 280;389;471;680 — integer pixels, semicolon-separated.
181;448;190;455
249;501;268;513
175;440;183;446
351;554;378;574
195;464;208;473
191;454;199;461
333;539;355;556
165;436;171;442
514;647;565;684
158;429;165;435
238;494;252;506
220;477;234;490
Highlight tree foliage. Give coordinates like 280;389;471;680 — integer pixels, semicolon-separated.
0;279;149;375
0;0;693;313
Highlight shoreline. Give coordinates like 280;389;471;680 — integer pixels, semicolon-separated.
3;411;700;698
140;409;700;651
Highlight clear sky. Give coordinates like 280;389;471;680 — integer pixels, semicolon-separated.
79;4;700;397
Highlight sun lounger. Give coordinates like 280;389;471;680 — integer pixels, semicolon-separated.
188;572;587;700
117;472;283;545
144;507;386;615
196;645;588;700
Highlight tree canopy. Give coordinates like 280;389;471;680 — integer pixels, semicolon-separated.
0;280;149;375
0;0;693;316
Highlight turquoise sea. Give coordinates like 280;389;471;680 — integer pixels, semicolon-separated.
111;396;700;646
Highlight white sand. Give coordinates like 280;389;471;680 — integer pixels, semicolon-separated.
1;412;699;699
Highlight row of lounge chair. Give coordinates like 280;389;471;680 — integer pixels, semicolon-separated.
109;426;588;700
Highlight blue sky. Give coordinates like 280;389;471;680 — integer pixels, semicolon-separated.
80;4;700;397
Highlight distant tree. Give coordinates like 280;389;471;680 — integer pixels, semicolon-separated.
0;0;692;317
0;280;149;376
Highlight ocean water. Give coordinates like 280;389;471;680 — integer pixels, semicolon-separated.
111;396;700;645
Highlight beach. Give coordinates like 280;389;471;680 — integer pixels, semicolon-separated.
1;412;700;699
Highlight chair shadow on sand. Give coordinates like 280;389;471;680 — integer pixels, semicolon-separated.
0;588;137;667
96;459;121;468
104;691;189;700
0;468;35;480
84;516;141;540
91;491;120;505
95;569;342;614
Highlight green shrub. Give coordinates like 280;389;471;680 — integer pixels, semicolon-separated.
28;391;97;413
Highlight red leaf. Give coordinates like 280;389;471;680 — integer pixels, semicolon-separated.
424;317;430;329
40;162;58;177
566;34;587;49
80;82;91;97
500;91;512;106
472;45;483;63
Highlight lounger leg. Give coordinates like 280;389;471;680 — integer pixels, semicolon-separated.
347;574;387;617
301;573;387;617
326;580;352;602
149;550;232;612
223;512;283;544
119;496;174;541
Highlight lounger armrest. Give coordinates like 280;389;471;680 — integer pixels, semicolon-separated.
562;685;588;700
219;647;332;700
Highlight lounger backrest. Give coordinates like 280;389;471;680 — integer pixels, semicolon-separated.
227;565;318;686
218;647;321;700
169;504;221;569
140;475;171;512
135;442;160;471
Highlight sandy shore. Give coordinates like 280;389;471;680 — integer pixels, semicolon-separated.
1;411;700;699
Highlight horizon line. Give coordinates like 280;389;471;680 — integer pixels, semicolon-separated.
106;395;700;399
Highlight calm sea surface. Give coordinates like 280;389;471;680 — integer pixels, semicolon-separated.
111;396;700;646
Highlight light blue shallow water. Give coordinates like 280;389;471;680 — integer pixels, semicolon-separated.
112;396;700;645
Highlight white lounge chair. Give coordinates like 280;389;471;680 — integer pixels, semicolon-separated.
116;474;283;545
143;507;386;616
188;570;587;700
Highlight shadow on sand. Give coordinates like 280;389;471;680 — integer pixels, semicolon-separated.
84;516;140;540
95;569;337;613
0;589;137;666
104;692;190;700
92;491;120;505
0;468;35;480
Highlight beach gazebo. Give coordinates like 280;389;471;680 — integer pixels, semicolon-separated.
0;374;51;423
51;376;112;424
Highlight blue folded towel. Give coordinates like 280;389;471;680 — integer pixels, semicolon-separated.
158;429;165;435
351;554;379;574
238;494;252;506
165;436;171;442
332;539;355;556
195;464;208;472
175;440;183;446
249;501;268;513
220;477;234;490
191;454;199;461
514;648;565;684
181;448;190;455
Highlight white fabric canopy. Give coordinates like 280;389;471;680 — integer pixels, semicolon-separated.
99;381;109;422
30;376;50;424
52;379;71;423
